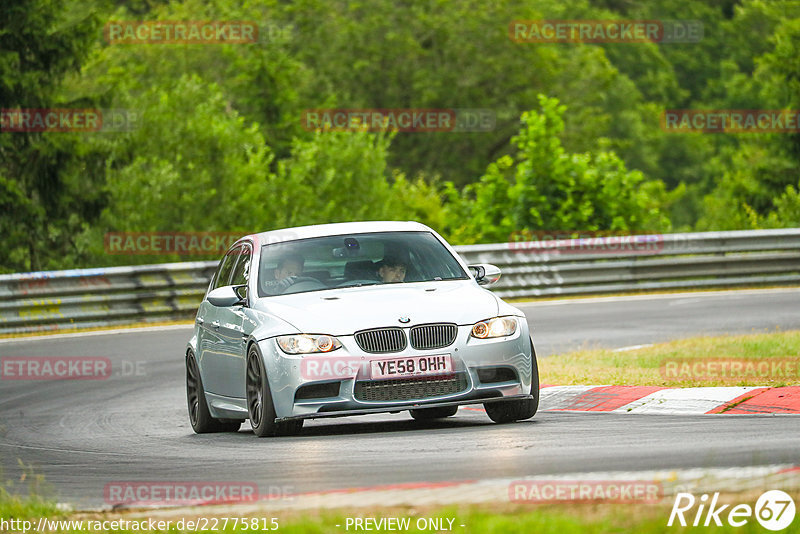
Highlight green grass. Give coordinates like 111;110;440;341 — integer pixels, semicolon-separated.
350;504;797;533
0;487;61;527
3;463;798;533
539;330;800;387
3;496;797;533
0;495;59;524
260;504;793;533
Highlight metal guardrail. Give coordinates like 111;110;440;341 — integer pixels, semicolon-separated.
0;262;217;335
457;228;800;298
1;229;799;335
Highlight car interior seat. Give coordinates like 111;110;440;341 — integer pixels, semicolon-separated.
343;260;378;280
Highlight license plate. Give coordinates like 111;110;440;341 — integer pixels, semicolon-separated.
370;354;452;380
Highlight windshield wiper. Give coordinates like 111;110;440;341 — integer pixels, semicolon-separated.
338;282;381;288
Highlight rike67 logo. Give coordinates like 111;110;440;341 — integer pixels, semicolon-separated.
668;490;796;530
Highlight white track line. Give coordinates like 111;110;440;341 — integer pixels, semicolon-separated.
516;287;800;307
615;387;761;415
0;323;193;344
612;344;654;352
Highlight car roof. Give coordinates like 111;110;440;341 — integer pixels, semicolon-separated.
241;221;434;246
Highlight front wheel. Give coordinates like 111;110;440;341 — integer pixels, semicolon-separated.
186;351;241;433
410;405;459;420
484;339;539;424
246;347;303;437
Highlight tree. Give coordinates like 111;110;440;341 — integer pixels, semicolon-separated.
445;96;672;244
696;7;800;230
0;0;100;272
76;74;275;264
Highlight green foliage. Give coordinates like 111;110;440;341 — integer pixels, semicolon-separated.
78;0;310;160
0;0;101;272
273;131;393;227
694;4;800;230
386;172;449;232
273;132;448;230
0;461;57;513
73;74;274;264
445;96;671;244
767;183;800;227
697;142;798;230
2;0;800;272
78;91;449;265
280;0;676;188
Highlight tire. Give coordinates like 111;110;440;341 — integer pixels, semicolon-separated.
410;405;459;420
246;346;303;437
186;351;241;433
484;339;540;424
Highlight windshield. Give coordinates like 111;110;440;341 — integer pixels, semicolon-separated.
257;231;468;297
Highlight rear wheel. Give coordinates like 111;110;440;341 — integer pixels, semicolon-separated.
484;339;539;424
246;347;303;437
186;351;241;433
410;405;459;420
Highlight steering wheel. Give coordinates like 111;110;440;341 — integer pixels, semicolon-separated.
282;276;328;294
288;276;323;285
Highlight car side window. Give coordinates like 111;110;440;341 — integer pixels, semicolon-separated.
229;244;252;286
212;246;240;290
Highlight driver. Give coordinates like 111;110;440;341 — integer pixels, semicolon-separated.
377;255;407;283
263;254;304;294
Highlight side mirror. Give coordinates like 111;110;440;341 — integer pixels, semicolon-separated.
468;264;501;287
207;285;247;307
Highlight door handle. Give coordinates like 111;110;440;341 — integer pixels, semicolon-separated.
212;320;220;329
196;318;204;326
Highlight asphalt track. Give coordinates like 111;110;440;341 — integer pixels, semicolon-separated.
0;288;798;508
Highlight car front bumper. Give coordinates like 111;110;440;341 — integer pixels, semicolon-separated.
275;395;535;422
259;321;534;421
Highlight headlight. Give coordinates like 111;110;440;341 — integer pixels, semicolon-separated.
276;334;342;354
471;317;517;339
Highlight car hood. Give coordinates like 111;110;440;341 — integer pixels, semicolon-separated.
253;281;500;336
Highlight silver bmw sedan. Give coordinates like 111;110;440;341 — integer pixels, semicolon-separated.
186;221;539;437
